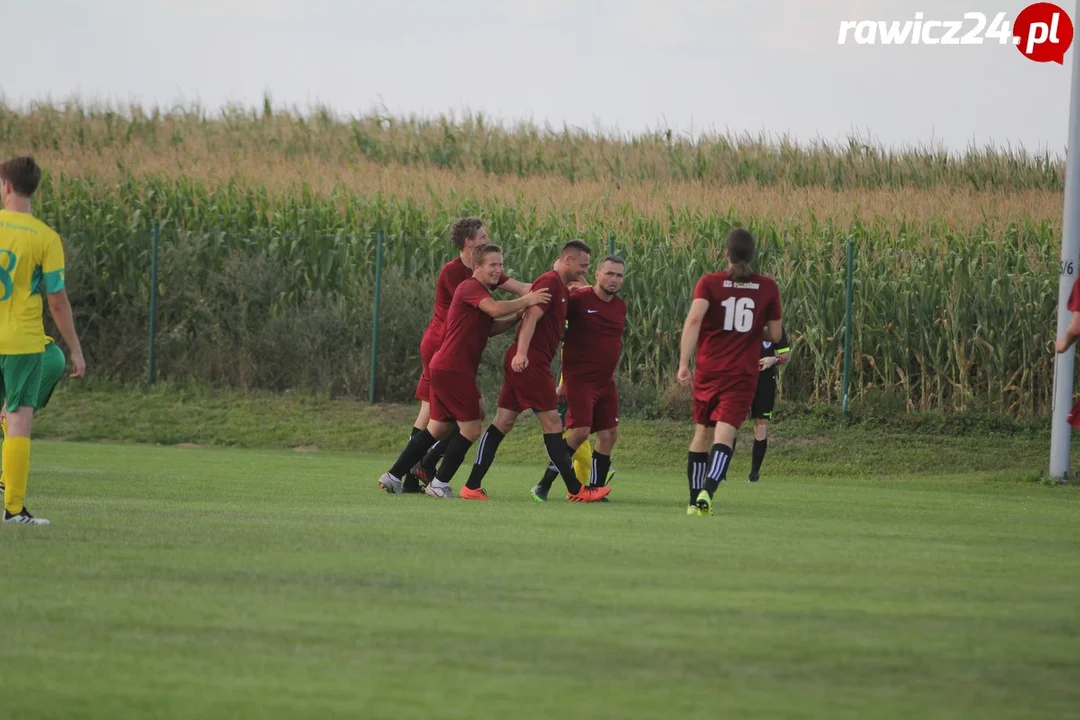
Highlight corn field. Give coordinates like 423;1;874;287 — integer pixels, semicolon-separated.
3;100;1065;417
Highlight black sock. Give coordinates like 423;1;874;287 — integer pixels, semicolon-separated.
420;425;459;477
751;438;768;477
465;425;505;490
434;432;474;485
389;430;437;479
544;433;582;494
687;451;707;504
704;443;733;497
538;462;559;491
591;451;611;487
402;426;427;491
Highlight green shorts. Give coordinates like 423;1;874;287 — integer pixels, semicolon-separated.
0;352;43;413
38;342;65;410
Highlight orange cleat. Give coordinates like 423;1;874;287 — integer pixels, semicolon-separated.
567;485;612;503
459;486;489;500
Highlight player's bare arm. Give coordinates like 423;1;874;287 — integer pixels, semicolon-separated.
489;313;524;336
501;278;533;297
46;288;85;377
765;318;783;345
511;306;543;372
477;290;549;320
677;298;709;386
1056;311;1080;353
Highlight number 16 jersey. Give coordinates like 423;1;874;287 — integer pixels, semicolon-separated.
692;270;782;379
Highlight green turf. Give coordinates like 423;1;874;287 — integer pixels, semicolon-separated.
0;439;1077;719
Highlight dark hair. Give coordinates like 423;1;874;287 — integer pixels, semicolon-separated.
561;240;592;257
0;156;41;198
472;243;503;266
726;228;755;282
451;217;485;250
598;254;625;269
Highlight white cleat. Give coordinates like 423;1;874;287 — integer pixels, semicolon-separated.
377;473;403;495
425;482;455;499
4;508;49;525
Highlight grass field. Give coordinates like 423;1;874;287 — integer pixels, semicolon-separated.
1;387;1078;719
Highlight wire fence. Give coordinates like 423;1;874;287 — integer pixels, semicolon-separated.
58;224;1061;419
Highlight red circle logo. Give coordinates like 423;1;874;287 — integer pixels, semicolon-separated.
1014;2;1074;63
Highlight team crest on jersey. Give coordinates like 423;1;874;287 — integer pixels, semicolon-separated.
763;341;772;348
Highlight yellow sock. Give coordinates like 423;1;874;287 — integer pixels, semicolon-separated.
572;436;592;485
4;436;30;514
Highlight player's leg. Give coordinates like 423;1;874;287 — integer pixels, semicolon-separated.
695;381;753;515
588;382;619;489
464;406;519;493
424;373;486;499
686;424;711;514
2;353;47;524
532;380;592;501
379;399;444;495
748;373;775;482
535;409;610;502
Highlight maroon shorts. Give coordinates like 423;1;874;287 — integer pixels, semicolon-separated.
430;369;483;423
414;333;441;402
565;378;619;432
497;358;558;414
692;372;756;428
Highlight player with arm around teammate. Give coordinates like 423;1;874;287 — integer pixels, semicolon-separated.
377;244;550;496
677;228;782;516
398;218;531;494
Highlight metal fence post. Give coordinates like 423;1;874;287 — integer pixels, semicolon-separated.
147;220;159;386
609;233;616;256
369;228;385;405
842;238;854;418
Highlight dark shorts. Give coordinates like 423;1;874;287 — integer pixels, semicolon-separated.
750;372;777;420
497;358;558;414
414;333;441;402
692;372;756;428
564;378;619;433
430;369;483;423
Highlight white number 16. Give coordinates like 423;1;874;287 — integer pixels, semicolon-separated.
720;296;755;332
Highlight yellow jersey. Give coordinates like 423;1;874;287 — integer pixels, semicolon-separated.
0;210;66;355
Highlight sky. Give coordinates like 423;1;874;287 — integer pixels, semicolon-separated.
3;0;1076;155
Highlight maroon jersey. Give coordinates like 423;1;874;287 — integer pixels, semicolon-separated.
423;257;509;349
562;287;627;384
693;271;782;378
507;270;568;371
1069;276;1080;312
430;278;495;376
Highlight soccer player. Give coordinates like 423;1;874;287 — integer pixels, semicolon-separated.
462;241;612;503
399;218;531;494
746;325;790;482
531;255;627;502
677;228;781;517
377;244;550;496
0;156;86;525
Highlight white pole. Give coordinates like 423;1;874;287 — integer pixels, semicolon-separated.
1050;1;1080;483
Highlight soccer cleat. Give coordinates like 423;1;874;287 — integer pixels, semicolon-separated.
686;504;703;516
459;486;489;500
3;508;49;525
748;473;759;483
425;482;455;499
530;484;549;503
377;473;403;495
567;485;612;503
694;490;713;516
411;464;432;489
